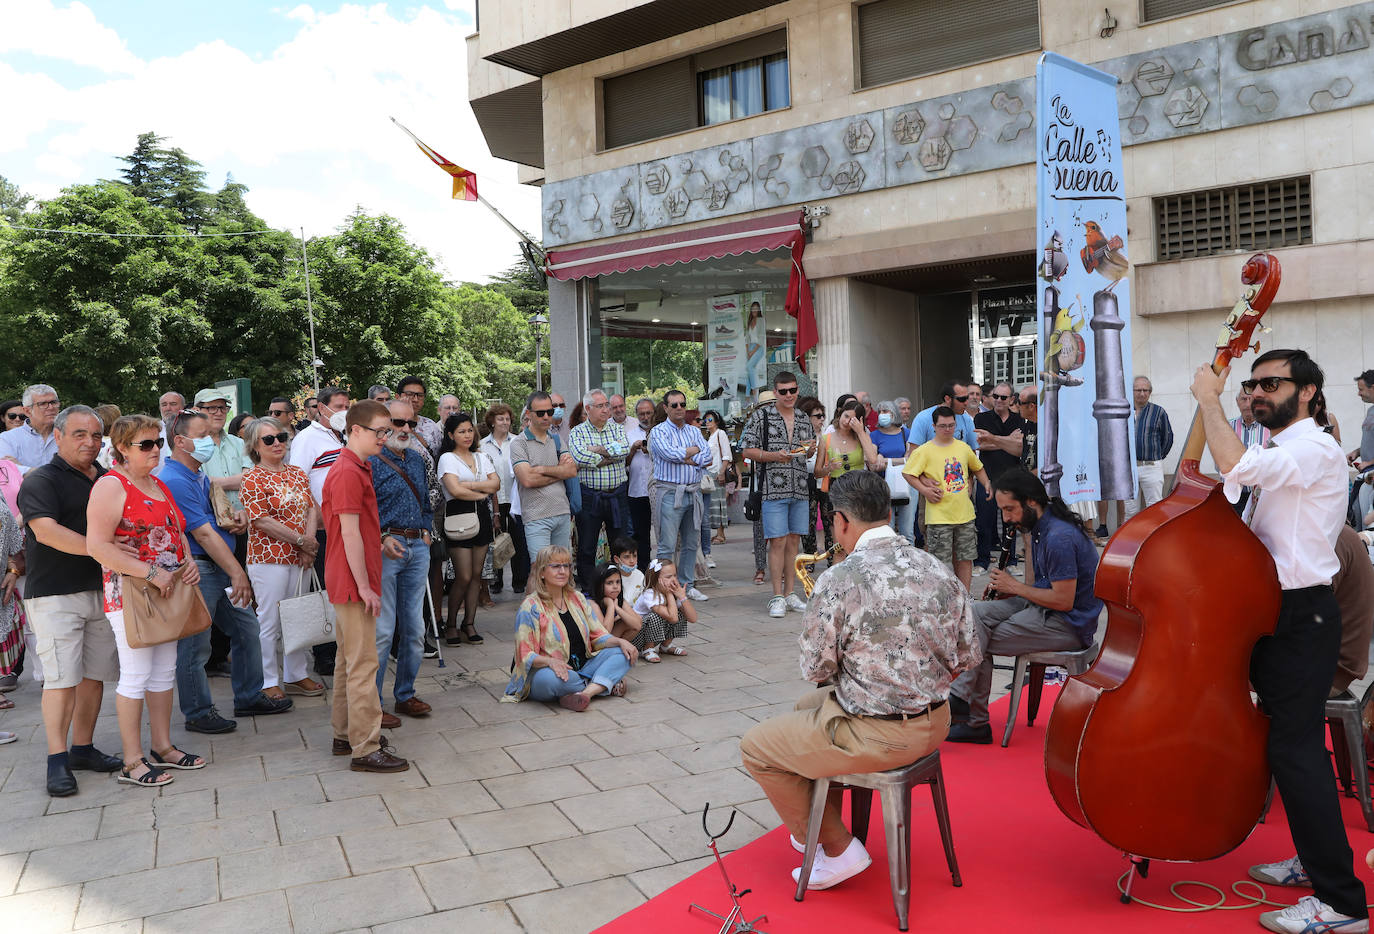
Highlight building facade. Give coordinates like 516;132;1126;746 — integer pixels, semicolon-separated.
468;0;1374;472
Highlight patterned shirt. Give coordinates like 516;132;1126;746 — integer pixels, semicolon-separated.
1230;416;1271;450
369;447;434;532
414;415;443;458
648;420;712;485
740;404;815;501
1134;401;1175;463
569;419;629;491
799;526;981;716
240;465;315;566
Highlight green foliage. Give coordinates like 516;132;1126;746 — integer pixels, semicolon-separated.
603;336;704;403
0;175;32;224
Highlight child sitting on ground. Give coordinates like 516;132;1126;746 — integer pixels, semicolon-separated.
593;562;642;642
632;558;696;663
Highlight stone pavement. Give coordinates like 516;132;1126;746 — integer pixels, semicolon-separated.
0;539;1014;933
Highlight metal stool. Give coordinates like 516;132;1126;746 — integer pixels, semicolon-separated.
795;750;960;931
1324;682;1374;832
1001;644;1100;747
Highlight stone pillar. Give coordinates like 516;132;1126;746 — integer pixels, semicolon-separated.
549;277;600;400
813;277;852;406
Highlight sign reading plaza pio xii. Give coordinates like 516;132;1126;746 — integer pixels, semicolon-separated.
542;1;1374;247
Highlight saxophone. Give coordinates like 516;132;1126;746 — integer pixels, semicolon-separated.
795;543;843;597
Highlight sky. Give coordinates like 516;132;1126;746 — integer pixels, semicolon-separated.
0;0;542;285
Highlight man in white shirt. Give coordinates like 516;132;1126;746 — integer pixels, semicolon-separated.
1192;348;1367;934
625;398;655;569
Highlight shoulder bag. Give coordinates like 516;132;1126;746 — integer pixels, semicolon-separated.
121;499;212;649
280;567;337;655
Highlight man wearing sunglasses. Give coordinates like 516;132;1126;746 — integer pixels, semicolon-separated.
650;390;713;603
0;383;62;472
973;382;1024;571
512;391;578;562
1192;349;1366;934
906;381;980;454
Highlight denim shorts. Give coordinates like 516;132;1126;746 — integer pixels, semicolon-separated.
761;497;810;539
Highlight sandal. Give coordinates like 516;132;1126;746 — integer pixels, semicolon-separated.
754;570;767;585
150;747;206;770
461;623;484;645
559;692;591;712
610;680;628;697
117;757;173;787
263;686;287;702
659;644;688;657
284;678;324;697
642;648;661;663
0;695;12;710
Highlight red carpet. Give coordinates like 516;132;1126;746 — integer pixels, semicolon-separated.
598;688;1374;934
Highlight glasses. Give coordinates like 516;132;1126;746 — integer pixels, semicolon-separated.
531;408;553;417
1019;398;1036;407
990;393;1010;401
546;563;573;571
775;386;799;395
199;404;229;414
391;418;418;429
1241;376;1298;394
358;425;394;440
130;437;163;452
268;409;291;417
954;395;969;403
4;412;25;422
666;402;686;409
399;390;424;400
809;411;825;419
260;432;290;446
32;399;60;409
935;422;956;430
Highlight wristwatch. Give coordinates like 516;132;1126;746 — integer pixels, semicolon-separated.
295;535;305;548
144;565;159;582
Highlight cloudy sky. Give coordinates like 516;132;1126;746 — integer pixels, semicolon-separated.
0;0;541;284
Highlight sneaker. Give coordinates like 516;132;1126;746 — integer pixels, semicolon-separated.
706;555;717;568
685;587;709;602
785;593;808;612
185;711;237;734
1094;524;1109;539
768;596;787;618
790;836;872;890
0;673;17;692
423;644;440;659
1249;855;1311;888
234;693;294;717
946;722;993;744
1259;895;1367;933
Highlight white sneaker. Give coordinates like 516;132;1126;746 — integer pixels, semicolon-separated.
706;555;717;568
790;836;872;890
1249;855;1310;888
768;596;787;618
790;835;806;853
1259;895;1367;933
785;593;808;612
686;587;709;602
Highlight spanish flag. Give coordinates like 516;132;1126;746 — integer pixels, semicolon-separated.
391;118;478;201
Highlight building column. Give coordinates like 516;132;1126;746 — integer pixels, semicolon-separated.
549;277;601;400
813;277;852;407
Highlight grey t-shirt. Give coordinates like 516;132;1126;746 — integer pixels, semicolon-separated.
510;429;570;522
1361;405;1374;463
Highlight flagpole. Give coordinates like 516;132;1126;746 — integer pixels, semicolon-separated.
300;227;321;397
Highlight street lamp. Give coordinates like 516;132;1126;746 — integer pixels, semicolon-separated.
530;313;549;391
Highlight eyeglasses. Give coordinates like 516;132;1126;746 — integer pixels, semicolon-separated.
775;386;799;395
260;432;290;446
954;395;969;403
199;404;229;414
131;437;164;452
399;390;424;400
4;412;25;422
990;393;1010;401
531;408;553;417
391;418;418;429
358;425;394;440
546;563;573;571
666;402;686;409
935;422;956;430
1019;398;1036;406
32;399;60;409
268;409;291;417
1241;376;1298;394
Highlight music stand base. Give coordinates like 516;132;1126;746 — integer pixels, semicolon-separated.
688;903;768;934
1120;855;1151;904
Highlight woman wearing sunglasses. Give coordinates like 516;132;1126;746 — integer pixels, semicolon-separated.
0;399;25;433
240;417;324;700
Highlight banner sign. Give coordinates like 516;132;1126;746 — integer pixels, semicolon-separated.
706;291;769;405
1035;52;1137;505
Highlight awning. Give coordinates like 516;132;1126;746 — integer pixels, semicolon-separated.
545;210;818;370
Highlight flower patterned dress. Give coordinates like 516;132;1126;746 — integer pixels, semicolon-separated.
101;473;187;615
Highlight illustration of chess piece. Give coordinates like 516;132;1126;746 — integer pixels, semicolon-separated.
1091;288;1133;500
1039;285;1086;498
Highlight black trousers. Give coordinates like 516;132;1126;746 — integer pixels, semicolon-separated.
1251;585;1366;918
973;479;996;566
628;495;652;569
576;483;628;592
492;504;530;592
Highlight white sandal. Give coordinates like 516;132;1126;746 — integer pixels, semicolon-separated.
642;648;661;663
660;644;688;656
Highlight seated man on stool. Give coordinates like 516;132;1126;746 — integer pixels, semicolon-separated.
740;470;981;890
947;467;1103;744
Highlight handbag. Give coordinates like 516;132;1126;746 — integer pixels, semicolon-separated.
209;482;236;527
444;498;480;541
884;458;911;504
699;472;716;493
745;460;765;522
490;531;516;569
121;563;213;649
279;568;337;656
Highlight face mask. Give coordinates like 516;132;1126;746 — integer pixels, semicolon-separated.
877;413;893;428
188;436;215;464
552;406;565;420
329;409;348;433
617;563;636;576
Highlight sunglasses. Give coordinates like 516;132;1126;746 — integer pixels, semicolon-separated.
666;402;686;409
391;418;418;429
531;408;554;417
1019;398;1036;406
775;386;799;395
954;395;969;403
809;411;825;418
4;412;25;422
268;409;291;417
260;432;291;446
131;437;164;452
991;393;1010;401
1241;376;1298;394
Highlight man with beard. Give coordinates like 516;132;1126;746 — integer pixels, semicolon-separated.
945;467;1103;744
369;400;434;723
1191;349;1367;934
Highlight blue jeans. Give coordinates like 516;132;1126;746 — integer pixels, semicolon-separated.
892;496;917;545
524;513;572;562
700;519;712;555
528;647;630;701
376;537;428;704
177;557;266;721
655;486;698;590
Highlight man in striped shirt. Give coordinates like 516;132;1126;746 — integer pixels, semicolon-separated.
570;389;630;592
649;390;713;602
1121;375;1175;522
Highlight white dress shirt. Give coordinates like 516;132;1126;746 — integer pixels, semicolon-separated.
1222;417;1346;589
625;418;651;499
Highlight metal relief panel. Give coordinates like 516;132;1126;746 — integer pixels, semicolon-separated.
1101;38;1222;146
884;77;1035;187
752;113;887;208
1219;6;1374;125
637;141;756;231
543;165;641;247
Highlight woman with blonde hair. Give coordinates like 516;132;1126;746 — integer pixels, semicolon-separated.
503;545;638;710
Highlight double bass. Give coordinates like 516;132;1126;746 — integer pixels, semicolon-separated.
1044;253;1283;866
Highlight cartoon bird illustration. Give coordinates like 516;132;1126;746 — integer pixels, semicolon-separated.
1080;220;1130;290
1041;299;1086;398
1040;230;1069;282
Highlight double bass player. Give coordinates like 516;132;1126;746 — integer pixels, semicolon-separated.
1191;348;1368;934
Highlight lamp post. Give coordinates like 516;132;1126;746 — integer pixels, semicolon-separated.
530;313;549;391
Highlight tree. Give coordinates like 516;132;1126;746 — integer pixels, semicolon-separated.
452;285;539;406
162;147;212;232
602;336;703;403
0;175;32;224
483;250;547;320
116;131;168;202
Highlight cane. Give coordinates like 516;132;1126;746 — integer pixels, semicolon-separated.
424;583;446;670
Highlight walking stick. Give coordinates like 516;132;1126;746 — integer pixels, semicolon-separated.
424;583;446;670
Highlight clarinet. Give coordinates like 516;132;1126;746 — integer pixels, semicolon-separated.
981;525;1019;600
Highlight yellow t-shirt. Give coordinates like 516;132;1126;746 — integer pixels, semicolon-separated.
903;439;983;526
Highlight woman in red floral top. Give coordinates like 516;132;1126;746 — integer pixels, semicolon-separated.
240;417;322;699
88;414;204;788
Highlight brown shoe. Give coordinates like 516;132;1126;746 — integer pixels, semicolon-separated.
332;738;351;756
395;697;432;718
350;748;410;772
381;712;402;729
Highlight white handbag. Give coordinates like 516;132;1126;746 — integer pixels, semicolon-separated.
279;568;337;655
884;458;911;503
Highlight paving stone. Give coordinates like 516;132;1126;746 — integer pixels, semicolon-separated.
415;847;558;911
628;853;715;898
157;810;278;866
656;766;766;812
453;801;579;853
286;867;433;934
588;721;694;757
159;754;265;795
740;701;796;721
463;695;555;725
573;750;689;791
0;852;26;897
736;797;784;832
264;746;353;780
219;838;351;899
554;784;678;833
0;786;59;820
144;890;289;934
217;774;324;818
533;826;672;885
0;883;81;933
44;773;132;813
675;668;766;692
662;737;751;775
76;858;218;927
741;680;809;705
599;698;691;727
482;765;597;808
318;763;430;800
439;721;540;753
372;901;522;934
638;808;768;862
0;809;100;856
381;780;501;825
506;734;610;771
276;794;395;844
507;876;646;934
525;708;618;739
20;829;155;892
675;688;769;716
208;726;307;761
341;818;469;873
75;921;143;934
413;746;523;786
674;711;759;743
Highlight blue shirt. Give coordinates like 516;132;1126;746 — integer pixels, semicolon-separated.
648;420;712;484
157;458;233;558
0;423;58;472
1134;401;1174;462
870;427;909;460
908;405;979;450
369;448;433;531
1031;511;1103;646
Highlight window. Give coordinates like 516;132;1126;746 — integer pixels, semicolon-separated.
1141;0;1238;23
1154;177;1311;261
856;0;1039;89
601;30;788;149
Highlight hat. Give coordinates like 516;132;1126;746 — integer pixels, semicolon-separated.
193;388;232;407
757;390;776;404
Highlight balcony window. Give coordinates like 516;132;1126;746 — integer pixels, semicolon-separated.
700;52;789;126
